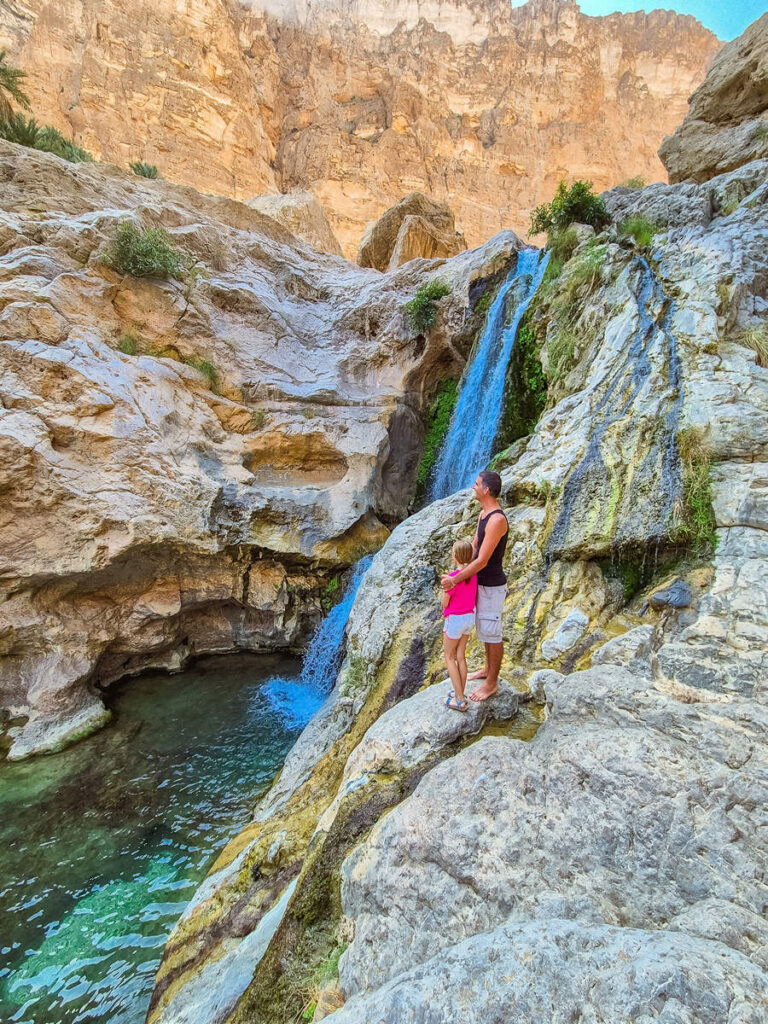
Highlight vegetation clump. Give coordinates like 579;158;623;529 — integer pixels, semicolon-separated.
415;378;458;500
620;175;646;189
0;112;92;162
130;161;160;179
183;355;220;392
117;332;140;355
530;179;611;236
101;223;191;279
617;215;658;249
0;50;30;119
671;426;717;553
320;575;341;612
404;279;451;336
739;325;768;368
497;315;547;448
546;227;579;265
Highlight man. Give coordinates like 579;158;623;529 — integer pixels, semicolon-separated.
441;469;508;701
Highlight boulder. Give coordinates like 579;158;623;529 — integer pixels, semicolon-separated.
357;193;466;272
540;607;589;661
660;13;768;183
246;191;343;256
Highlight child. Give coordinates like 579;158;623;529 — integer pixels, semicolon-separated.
441;538;478;712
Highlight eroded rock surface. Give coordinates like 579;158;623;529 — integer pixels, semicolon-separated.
660;13;768;184
245;191;343;256
0;0;719;256
0;141;521;758
357;193;466;272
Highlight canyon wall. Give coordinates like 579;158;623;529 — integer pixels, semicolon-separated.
0;0;720;257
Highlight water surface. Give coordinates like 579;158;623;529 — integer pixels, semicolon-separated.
0;653;304;1024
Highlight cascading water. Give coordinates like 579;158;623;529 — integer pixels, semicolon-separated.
428;248;550;500
263;555;373;727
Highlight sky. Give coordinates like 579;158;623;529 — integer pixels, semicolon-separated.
510;1;768;39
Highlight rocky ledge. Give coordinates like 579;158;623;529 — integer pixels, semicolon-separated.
147;141;768;1024
0;142;522;759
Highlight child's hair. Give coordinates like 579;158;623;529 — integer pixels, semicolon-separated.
452;538;474;566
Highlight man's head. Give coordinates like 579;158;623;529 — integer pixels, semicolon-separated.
472;470;502;500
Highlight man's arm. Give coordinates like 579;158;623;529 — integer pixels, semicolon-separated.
441;516;507;590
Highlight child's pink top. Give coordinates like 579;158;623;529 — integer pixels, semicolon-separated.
443;570;478;617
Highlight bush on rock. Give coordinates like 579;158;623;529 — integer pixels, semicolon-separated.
101;223;191;279
404;279;451;336
530;180;611;236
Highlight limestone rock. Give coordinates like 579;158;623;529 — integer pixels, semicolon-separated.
357;193;466;272
660;14;768;184
316;678;520;833
330;919;768;1024
649;578;693;609
526;668;564;703
1;0;719;257
590;625;655;668
245;192;343;256
338;671;768;1004
540;607;589;661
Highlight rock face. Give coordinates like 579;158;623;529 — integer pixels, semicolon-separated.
149;155;768;1023
0;0;720;257
660;13;768;184
245;191;343;256
357;193;466;271
0;139;522;759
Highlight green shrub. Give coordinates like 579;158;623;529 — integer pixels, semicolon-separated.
0;114;92;161
530;179;611;236
320;576;341;612
547;227;579;264
617;215;657;249
36;124;92;163
671;426;717;553
251;408;267;430
101;222;190;279
496;317;547;447
117;332;140;355
130;161;160;179
415;378;458;495
620;175;646;189
404;279;451;336
474;290;493;317
182;355;220;392
0;111;41;147
753;122;768;145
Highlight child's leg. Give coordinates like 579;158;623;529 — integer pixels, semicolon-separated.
455;633;470;700
443;632;464;701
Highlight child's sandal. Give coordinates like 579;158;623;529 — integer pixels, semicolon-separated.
445;694;468;712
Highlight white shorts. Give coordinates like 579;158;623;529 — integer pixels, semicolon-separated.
476;584;506;644
443;611;475;640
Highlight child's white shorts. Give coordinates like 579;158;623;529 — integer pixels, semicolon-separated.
443;611;475;639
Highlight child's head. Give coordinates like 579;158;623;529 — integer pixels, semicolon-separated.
452;537;474;567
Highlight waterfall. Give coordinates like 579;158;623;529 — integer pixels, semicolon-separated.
261;556;373;727
428;248;550;500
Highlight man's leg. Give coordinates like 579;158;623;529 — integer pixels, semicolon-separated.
470;642;502;701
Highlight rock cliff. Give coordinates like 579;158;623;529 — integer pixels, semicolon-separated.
0;0;720;257
0;139;520;760
146;155;768;1024
660;12;768;184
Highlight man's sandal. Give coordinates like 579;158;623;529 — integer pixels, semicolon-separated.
445;694;468;712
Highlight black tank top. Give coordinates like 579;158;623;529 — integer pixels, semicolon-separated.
476;509;508;587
